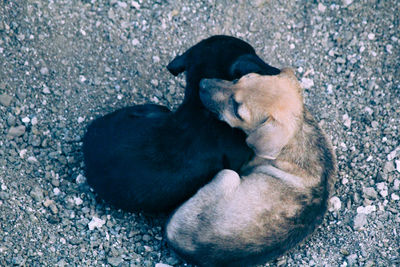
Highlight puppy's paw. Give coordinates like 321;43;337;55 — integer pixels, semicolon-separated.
214;169;241;196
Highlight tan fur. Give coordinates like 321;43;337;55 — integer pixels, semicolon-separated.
166;69;336;267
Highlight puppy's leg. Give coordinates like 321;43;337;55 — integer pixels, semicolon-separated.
166;169;240;252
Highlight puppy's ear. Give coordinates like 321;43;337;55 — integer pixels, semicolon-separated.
246;118;293;160
167;54;187;76
229;55;280;78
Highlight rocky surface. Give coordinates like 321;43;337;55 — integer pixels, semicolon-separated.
0;0;399;266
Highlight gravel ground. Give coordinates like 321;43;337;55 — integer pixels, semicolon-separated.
1;0;399;266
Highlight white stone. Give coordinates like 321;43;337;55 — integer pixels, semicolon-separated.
364;107;373;115
27;156;38;163
76;174;86;184
327;84;333;94
391;193;399;201
368;33;375;40
132;38;140;46
356;205;376;214
342;114;351;128
118;1;128;8
40;67;49;75
386;44;393;54
151;79;159;86
79;75;87;83
31;116;38;125
42;86;51;94
318;3;326;12
387;149;398;161
376;182;386;191
342;0;353;6
131;1;140;9
53;188;60;195
77;117;85;123
395;160;400;173
19;149;27;159
88;216;105;230
300;77;314;89
153;56;160;63
379;190;388;198
155;264;173;267
393;179;400;190
342;177;349;185
22;117;30;123
329;196;341;212
74;197;83;205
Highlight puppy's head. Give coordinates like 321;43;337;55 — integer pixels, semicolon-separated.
199;68;303;159
167;35;280;80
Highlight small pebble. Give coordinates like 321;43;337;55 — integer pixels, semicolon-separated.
31;117;38;125
27;156;38;163
367;33;375;40
395;160;400;173
0;94;13;106
8;125;26;137
155;264;173;267
300;77;314;89
22;116;30;123
132;38;140;46
40;67;49;75
356;205;376;214
88;216;105;230
76;174;86;184
329;196;341;212
342;0;353;6
363;187;377;199
53;188;60;196
30;186;44;202
353;213;367;230
393;179;400;190
153;56;160;63
380;190;388;198
74;197;83;206
342;114;351;128
42;86;51;94
318;3;326;12
131;1;140;9
19;149;27;159
108;257;123;267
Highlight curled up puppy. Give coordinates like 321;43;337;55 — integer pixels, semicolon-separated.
82;36;280;213
166;69;337;266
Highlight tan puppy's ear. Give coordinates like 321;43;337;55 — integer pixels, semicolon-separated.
246;118;292;160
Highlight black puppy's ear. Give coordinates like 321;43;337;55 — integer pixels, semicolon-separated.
167;54;187;76
229;54;280;78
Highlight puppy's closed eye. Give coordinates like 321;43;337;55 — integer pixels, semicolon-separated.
231;97;243;121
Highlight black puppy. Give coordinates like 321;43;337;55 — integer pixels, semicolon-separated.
83;35;280;212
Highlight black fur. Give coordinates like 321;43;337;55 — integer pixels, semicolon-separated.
83;35;280;212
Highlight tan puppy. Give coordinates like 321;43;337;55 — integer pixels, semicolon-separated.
166;69;337;267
